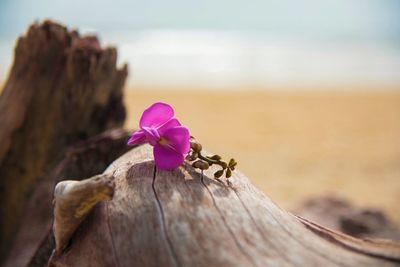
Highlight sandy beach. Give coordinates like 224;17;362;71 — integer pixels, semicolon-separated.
1;82;398;221
125;88;400;222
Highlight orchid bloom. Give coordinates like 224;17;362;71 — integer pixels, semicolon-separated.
127;102;190;170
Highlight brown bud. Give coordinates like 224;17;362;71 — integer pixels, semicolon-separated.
214;170;224;178
226;168;232;178
192;160;209;170
190;141;202;153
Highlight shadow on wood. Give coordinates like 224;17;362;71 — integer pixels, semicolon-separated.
49;145;400;267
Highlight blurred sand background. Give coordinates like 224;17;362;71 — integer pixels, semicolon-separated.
125;87;400;222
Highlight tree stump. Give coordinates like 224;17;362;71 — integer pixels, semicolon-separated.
0;20;127;260
49;145;400;267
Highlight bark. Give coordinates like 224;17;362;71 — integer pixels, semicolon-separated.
49;145;400;267
0;20;127;260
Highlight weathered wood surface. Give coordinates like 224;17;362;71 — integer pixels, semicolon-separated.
0;20;127;260
50;145;400;267
2;129;131;267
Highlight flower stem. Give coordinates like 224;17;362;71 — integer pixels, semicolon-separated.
186;136;237;181
197;153;226;168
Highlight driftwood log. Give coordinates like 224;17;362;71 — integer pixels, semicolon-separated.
48;145;400;267
0;20;127;261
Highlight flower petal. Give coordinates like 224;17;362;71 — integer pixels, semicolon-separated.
162;126;190;154
141;126;160;146
127;130;146;146
153;144;185;170
158;118;181;135
139;102;174;128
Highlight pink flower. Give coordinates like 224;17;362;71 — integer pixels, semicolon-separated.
127;102;190;170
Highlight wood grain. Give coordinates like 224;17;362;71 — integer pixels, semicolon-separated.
50;144;400;267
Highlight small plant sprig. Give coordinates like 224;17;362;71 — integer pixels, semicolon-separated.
186;136;237;183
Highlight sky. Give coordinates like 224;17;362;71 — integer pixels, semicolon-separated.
0;0;399;88
1;0;399;41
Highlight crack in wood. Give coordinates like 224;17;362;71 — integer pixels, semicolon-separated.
200;172;259;267
152;166;181;267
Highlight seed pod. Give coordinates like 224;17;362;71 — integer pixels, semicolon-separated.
226;168;232;178
192;160;202;168
210;155;222;160
192;160;209;170
214;170;224;178
190;141;202;153
202;162;210;170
